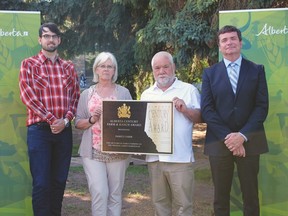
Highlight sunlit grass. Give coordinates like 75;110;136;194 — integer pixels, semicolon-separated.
65;189;87;196
127;191;147;199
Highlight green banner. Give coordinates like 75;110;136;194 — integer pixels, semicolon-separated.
0;10;40;215
220;8;288;216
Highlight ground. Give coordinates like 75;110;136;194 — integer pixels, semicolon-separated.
62;123;214;216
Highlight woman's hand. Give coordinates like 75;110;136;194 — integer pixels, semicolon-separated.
90;106;102;123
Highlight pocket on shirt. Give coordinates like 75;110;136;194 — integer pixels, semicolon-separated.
62;73;73;90
34;72;49;89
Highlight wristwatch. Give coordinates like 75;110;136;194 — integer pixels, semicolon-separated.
64;118;70;127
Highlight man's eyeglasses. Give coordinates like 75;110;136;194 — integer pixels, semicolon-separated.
98;65;114;70
42;34;59;40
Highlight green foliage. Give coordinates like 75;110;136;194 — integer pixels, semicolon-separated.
4;0;286;97
172;0;218;65
133;67;154;100
134;4;173;69
176;55;209;86
0;0;28;10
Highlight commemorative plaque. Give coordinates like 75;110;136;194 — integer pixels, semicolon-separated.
102;100;174;155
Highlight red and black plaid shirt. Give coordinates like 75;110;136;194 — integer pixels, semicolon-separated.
19;51;80;126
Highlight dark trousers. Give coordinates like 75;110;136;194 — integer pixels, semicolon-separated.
27;123;72;216
209;154;260;216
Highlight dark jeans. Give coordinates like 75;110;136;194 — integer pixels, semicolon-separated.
27;123;72;216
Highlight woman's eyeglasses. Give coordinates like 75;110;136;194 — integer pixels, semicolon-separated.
98;65;114;70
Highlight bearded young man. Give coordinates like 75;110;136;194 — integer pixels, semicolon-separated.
19;22;80;216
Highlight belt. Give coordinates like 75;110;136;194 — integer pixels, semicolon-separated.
33;122;51;128
31;122;71;130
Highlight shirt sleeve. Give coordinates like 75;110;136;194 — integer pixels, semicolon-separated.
19;59;56;124
65;63;80;121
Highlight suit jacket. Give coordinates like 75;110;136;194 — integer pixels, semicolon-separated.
201;58;269;156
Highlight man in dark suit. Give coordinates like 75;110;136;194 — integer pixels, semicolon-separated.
201;25;269;216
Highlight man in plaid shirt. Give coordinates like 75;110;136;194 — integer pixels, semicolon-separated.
19;22;80;216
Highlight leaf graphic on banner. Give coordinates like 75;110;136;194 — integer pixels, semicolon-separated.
259;35;283;67
0;43;13;80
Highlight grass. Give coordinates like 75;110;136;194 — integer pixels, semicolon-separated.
123;164;150;199
66;166;87;196
195;168;212;182
72;144;80;157
127;163;212;183
64;157;213;215
126;165;148;175
64;124;213;215
68;156;211;184
69;166;83;172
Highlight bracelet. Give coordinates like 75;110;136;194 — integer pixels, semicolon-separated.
88;116;95;124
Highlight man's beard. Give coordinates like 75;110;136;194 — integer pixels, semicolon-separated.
156;76;175;88
42;47;57;52
42;44;58;52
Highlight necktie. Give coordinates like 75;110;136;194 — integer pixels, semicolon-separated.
229;63;238;94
